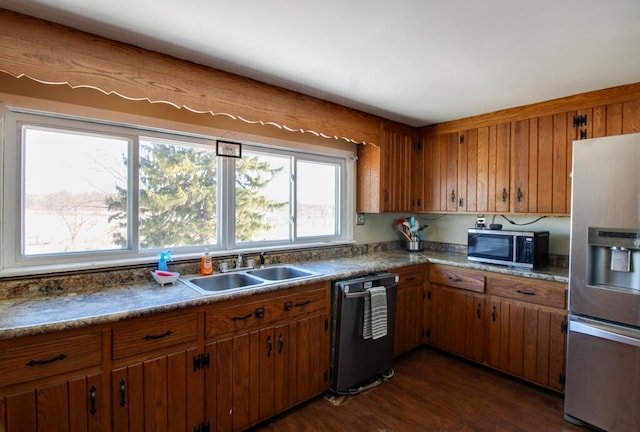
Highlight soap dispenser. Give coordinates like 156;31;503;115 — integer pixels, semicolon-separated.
200;248;213;275
158;250;172;271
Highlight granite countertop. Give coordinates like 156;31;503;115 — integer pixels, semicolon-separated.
0;250;568;341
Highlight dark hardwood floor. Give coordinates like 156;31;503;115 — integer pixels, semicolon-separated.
253;347;585;431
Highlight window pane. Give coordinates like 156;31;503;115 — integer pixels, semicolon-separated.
138;140;217;249
236;151;290;242
23;127;128;254
296;160;337;237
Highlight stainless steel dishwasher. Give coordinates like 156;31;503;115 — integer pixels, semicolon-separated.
330;272;398;393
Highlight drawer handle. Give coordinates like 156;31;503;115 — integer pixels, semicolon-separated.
278;333;284;354
295;300;311;307
476;303;481;319
255;307;265;319
231;313;253;321
143;330;173;341
516;289;536;296
284;301;293;311
89;385;97;415
492;305;497;322
26;353;67;367
119;379;127;407
448;277;463;283
405;276;415;282
266;336;272;357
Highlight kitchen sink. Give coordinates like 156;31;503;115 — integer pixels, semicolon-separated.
246;265;315;281
180;265;321;295
183;272;265;293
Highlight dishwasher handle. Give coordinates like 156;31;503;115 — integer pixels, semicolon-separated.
343;284;396;299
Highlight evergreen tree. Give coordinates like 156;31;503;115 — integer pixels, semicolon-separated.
106;142;285;248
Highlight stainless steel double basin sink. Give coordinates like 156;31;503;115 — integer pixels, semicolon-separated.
180;265;321;295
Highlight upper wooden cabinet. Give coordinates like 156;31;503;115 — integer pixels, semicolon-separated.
357;121;416;213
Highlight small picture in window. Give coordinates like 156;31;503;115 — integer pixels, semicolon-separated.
216;140;242;158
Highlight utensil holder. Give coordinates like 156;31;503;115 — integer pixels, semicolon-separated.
406;240;423;252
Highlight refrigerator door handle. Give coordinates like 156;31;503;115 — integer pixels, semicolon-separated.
570;320;640;348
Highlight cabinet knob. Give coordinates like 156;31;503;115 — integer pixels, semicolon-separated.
502;188;508;202
517;187;523;202
450;189;456;203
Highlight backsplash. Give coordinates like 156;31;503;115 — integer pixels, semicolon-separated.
0;240;568;300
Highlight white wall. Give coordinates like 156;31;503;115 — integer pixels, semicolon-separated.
355;212;571;255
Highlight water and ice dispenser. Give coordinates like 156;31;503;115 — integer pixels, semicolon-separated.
587;227;640;291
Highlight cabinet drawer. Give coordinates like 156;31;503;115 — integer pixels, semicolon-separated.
206;287;328;339
0;332;102;387
429;265;485;293
397;265;426;285
487;275;567;309
112;313;198;360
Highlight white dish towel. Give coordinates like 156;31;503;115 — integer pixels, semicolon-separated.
363;286;388;340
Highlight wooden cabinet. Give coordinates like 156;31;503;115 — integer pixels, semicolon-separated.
356;121;415;213
393;264;426;357
110;311;204;432
426;265;486;362
424;264;568;392
485;274;567;392
0;330;106;431
204;282;330;431
511;111;575;214
423;132;459;212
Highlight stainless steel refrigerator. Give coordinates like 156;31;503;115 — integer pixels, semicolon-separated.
565;132;640;431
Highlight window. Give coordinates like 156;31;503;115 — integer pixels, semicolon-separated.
1;107;352;274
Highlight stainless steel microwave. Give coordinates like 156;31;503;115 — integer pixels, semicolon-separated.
467;229;549;268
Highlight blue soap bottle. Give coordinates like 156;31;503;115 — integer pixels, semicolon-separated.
158;250;172;271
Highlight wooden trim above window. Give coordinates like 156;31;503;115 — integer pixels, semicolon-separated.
0;9;382;146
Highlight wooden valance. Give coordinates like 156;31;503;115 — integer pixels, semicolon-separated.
0;9;382;146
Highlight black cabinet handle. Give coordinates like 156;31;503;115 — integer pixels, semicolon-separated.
143;330;173;340
476;303;481;319
492;305;497;322
502;188;508;202
517;187;523;202
266;336;272;357
255;307;265;318
231;313;253;321
450;189;456;203
516;289;536;296
26;353;67;367
295;300;311;307
284;301;293;311
459;197;464;207
448;277;463;283
119;379;126;407
278;333;284;354
89;385;97;415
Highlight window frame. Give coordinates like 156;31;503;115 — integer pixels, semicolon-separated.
0;104;354;276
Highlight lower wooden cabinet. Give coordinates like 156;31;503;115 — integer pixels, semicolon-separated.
1;373;106;432
426;264;568;392
394;264;426;356
427;265;486;362
485;274;567;392
205;282;330;432
111;347;204;432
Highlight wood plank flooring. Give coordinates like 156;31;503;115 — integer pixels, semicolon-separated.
253;347;585;431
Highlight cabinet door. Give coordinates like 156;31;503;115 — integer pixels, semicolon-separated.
425;132;458;212
206;314;329;432
511;113;574;214
486;296;567;391
112;347;203;432
394;279;424;356
380;124;414;212
464;293;485;362
1;373;105;432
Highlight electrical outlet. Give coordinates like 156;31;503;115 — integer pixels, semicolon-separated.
356;213;365;225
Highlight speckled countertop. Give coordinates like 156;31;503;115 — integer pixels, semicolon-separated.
0;249;568;341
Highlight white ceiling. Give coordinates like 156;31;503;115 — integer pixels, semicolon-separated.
1;0;640;126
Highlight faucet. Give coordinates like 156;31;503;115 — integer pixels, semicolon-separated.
260;252;266;268
236;252;243;269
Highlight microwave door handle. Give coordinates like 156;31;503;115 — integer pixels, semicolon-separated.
513;236;518;262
